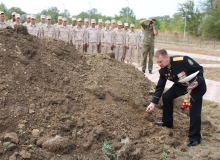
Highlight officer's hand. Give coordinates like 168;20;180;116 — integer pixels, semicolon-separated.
188;81;198;90
146;102;155;113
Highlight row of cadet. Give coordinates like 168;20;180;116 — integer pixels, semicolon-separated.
0;11;145;63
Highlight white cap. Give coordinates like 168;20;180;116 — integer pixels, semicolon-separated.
124;23;128;27
130;24;135;28
31;15;36;19
111;19;116;23
105;20;110;24
98;19;102;23
72;17;76;21
58;16;62;20
47;15;51;20
26;15;31;18
117;21;122;25
62;18;67;22
11;12;16;16
91;19;96;24
15;14;20;18
77;18;82;22
41;15;46;19
84;18;89;22
0;11;4;14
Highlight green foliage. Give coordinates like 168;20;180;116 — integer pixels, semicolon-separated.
160;151;168;159
102;140;117;160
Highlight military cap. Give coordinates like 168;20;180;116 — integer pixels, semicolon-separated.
98;19;103;23
15;14;21;18
84;18;89;22
111;19;116;23
0;11;4;14
26;15;31;18
91;19;96;24
41;15;46;19
31;15;36;19
105;20;110;24
117;21;122;25
72;17;76;21
130;24;135;28
77;18;82;22
62;18;67;21
124;22;128;27
47;15;52;20
11;12;16;16
58;16;62;20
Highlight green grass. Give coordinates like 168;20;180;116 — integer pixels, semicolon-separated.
102;140;117;160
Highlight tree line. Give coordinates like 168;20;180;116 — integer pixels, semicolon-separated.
0;0;219;39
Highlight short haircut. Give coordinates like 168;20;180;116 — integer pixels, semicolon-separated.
154;49;168;58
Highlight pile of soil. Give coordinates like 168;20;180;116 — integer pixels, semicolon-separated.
0;27;215;160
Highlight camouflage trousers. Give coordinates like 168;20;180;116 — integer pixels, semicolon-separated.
142;44;154;71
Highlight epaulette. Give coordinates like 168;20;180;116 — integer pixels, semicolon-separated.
173;57;183;61
158;66;161;70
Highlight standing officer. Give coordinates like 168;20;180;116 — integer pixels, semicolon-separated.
57;18;70;43
112;21;125;61
7;12;16;26
87;19;99;54
71;18;87;53
137;26;145;66
146;49;206;147
0;11;8;28
101;20;113;54
96;19;103;53
27;15;41;37
125;24;138;64
83;18;89;53
23;15;31;27
10;14;22;28
38;15;46;26
140;18;158;74
69;17;77;48
121;22;129;62
41;15;56;39
54;16;63;40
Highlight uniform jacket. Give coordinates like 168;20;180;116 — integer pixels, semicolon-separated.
126;31;138;46
27;24;41;37
141;22;157;46
152;56;206;104
0;21;8;28
88;27;100;44
58;25;71;42
41;24;56;39
72;26;87;44
101;27;113;45
112;28;125;45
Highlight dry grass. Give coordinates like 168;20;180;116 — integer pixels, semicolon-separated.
204;68;220;81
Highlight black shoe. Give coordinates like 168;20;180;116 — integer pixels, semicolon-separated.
149;70;152;74
142;70;145;73
154;122;173;128
187;141;200;147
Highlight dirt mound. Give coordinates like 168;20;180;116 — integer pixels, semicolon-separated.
0;27;215;160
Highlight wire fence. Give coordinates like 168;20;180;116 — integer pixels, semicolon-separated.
155;35;220;50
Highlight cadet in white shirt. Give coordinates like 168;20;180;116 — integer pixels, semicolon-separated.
7;12;16;27
83;18;89;53
137;26;145;66
126;24;138;64
96;19;103;53
23;15;31;27
27;15;41;37
87;19;100;54
69;17;77;47
101;20;113;54
57;18;70;42
54;16;63;40
38;15;46;26
11;14;22;28
71;18;87;53
41;15;56;39
112;21;125;61
122;22;129;62
0;11;8;28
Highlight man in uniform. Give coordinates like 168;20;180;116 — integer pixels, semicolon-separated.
101;20;113;54
54;16;63;40
125;24;138;64
0;11;8;28
71;18;87;53
121;22;129;62
96;19;103;53
23;15;31;27
69;17;77;47
41;15;55;39
112;21;125;61
87;19;99;54
146;49;207;147
140;18;158;74
38;15;46;26
27;15;41;37
83;18;89;53
137;26;145;66
57;18;70;43
110;19;116;51
10;14;22;28
7;12;16;26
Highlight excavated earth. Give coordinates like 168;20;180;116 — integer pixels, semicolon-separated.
0;26;216;160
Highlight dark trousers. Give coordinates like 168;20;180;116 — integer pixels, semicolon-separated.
162;85;203;142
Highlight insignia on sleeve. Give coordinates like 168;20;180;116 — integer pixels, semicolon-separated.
188;59;193;65
173;57;183;61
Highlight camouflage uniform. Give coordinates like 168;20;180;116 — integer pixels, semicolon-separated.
141;22;157;72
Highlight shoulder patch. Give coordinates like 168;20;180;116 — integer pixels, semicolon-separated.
158;66;161;70
188;59;194;65
173;57;183;61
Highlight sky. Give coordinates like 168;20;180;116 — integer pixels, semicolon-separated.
1;0;199;19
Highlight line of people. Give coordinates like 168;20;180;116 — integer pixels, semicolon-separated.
0;11;146;64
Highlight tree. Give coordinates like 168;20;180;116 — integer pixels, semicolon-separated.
38;7;60;24
115;7;136;25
